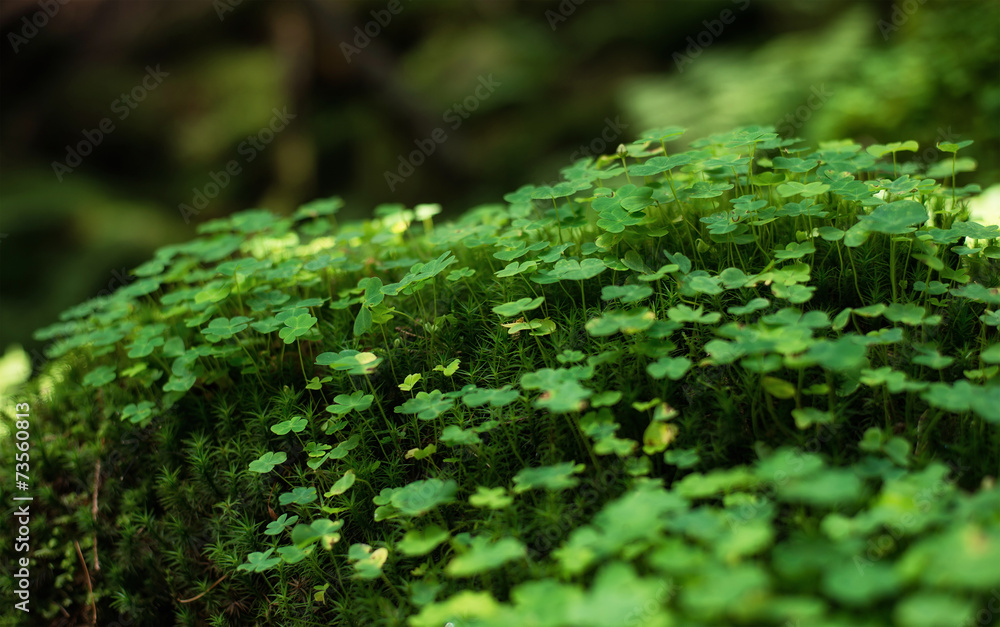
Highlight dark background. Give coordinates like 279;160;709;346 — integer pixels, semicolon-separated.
1;0;998;361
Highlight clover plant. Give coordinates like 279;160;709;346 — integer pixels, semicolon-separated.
3;125;999;626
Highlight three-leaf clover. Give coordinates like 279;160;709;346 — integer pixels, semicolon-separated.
271;415;308;435
433;358;461;376
397;525;450;556
469;486;513;510
492;297;545;317
237;549;281;573
265;513;299;536
395;390;454;420
249;451;287;474
390;478;458;516
202;316;251;342
462;385;520;408
445;536;526;577
513;462;585;493
279;314;318;344
326;391;374;415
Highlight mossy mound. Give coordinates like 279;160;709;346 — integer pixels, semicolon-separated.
3;126;999;626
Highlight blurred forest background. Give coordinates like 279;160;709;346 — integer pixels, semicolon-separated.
1;0;998;363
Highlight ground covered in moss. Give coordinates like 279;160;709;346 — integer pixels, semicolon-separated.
2;126;999;626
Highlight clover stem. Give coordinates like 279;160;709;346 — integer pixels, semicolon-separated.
733;241;748;273
297;343;307;381
917;409;945;455
832;241;845;288
951;153;958;212
665;172;683;216
566;412;599;470
619;154;631;184
681;215;700;261
501;419;527;466
889;237;898;303
532;333;551;369
239;340;265;387
391;308;417;324
847;247;864;304
919;260;935;309
364;376;399;450
751;225;769;259
551;197;564;245
232;272;245;315
378;325;399;382
764;391;781;428
520;275;539;299
901;236;915;290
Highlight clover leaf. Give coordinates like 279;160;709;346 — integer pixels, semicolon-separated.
121;401;156;425
237;549;281;573
327;434;361;461
884;302;932;325
126;334;164;358
202;316;251;341
83;365;116;388
501;317;557;336
440;425;481;447
315;350;381;375
462;385;520;408
774;241;815;260
433;358;460;376
777;181;830;198
279;314;318;344
600;284;653;303
596;205;645;233
535;380;592;413
323;470;356;498
397;525;450;557
264;513;299;536
390;478;457;516
291;518;344;550
279;486;317;506
326;391;374;415
647;356;692;380
912;346;954;369
495;260;537;278
513;462;585;493
667;304;721;325
271;415;308;435
859;200;928;235
492;297;545;317
792;407;834;429
445;536;526;577
547;258;607;281
585;308;656;336
395;390;454;421
249;451;287;474
469;486;513;510
446;267;476;281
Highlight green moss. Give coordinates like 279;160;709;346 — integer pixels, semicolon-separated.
3;125;999;626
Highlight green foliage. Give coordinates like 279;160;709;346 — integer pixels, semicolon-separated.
4;124;1000;626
